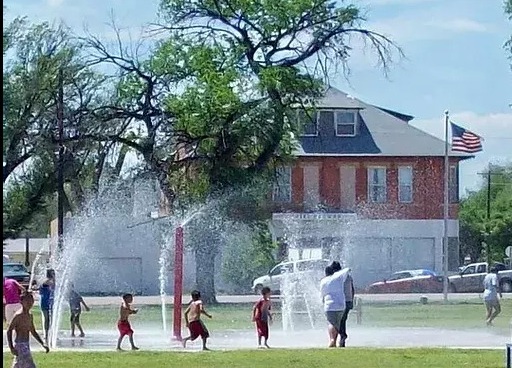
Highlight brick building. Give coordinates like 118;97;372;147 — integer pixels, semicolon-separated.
270;87;472;287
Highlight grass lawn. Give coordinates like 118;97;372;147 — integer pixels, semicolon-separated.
5;299;510;334
1;349;505;368
363;300;512;332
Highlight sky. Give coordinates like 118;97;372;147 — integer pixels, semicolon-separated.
4;0;512;195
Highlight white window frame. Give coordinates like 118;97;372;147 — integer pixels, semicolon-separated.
272;166;292;202
335;110;357;137
297;110;318;137
367;167;387;203
398;166;413;203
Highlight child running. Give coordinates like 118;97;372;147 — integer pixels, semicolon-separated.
7;291;49;368
252;286;273;348
68;283;90;337
116;293;139;351
39;269;55;343
182;290;212;350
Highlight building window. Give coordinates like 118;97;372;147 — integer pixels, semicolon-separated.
449;165;458;203
398;166;413;203
273;166;292;202
368;167;387;203
335;110;357;137
297;110;318;136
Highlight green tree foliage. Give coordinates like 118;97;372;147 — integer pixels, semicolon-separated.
459;164;512;263
3;157;55;239
2;19;123;239
5;1;399;300
155;0;400;192
82;0;399;302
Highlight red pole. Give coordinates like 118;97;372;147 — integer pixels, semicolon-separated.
173;226;184;341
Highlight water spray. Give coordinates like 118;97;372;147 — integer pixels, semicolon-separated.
28;243;49;288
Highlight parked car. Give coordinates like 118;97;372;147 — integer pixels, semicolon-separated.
3;262;31;288
252;259;329;294
366;269;443;294
448;262;512;293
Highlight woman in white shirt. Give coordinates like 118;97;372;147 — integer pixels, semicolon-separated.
320;265;349;347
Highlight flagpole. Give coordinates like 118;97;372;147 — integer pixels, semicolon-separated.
442;110;450;302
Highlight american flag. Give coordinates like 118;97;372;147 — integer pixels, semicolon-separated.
450;122;482;153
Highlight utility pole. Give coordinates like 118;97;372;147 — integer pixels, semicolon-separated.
478;167;499;265
57;69;64;252
442;110;450;302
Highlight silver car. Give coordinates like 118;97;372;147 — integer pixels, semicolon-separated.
252;259;329;294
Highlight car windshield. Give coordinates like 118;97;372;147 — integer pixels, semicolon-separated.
3;264;28;274
296;260;327;272
388;272;411;281
462;265;476;275
411;269;436;277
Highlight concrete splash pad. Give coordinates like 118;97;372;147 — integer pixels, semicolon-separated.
4;326;509;352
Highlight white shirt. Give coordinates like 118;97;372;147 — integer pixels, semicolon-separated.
320;269;349;312
483;273;499;301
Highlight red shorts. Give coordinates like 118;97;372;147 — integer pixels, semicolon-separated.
117;320;133;337
255;320;269;339
188;320;209;341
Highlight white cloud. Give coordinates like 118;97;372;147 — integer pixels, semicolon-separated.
370;15;490;43
412;111;512;194
425;18;488;33
47;0;65;7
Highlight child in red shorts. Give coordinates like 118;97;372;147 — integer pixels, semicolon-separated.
182;290;212;350
252;286;272;348
116;293;139;351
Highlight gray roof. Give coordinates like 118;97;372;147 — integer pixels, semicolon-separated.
313;87;366;109
294;87;473;158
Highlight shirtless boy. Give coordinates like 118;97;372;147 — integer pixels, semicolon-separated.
116;293;139;351
68;283;90;337
252;286;272;348
7;292;49;368
182;290;212;350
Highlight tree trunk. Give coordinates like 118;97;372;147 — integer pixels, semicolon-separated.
194;243;218;304
191;223;219;304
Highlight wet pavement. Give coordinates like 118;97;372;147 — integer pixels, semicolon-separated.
3;325;509;352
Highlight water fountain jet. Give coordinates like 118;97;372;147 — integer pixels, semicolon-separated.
28;242;48;288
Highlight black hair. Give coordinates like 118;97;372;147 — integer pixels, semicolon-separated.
191;290;201;301
331;261;342;272
46;269;55;279
490;266;498;274
20;291;34;301
325;265;334;276
261;287;271;295
122;293;133;301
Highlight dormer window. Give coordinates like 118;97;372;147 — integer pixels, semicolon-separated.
335;110;357;137
297;110;318;136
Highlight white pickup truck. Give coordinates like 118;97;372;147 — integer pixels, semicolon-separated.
448;262;512;293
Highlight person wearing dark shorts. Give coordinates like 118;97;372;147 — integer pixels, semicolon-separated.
339;272;354;347
320;265;349;348
39;269;55;342
188;320;210;340
182;290;212;350
252;287;272;348
116;293;139;350
68;283;90;337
